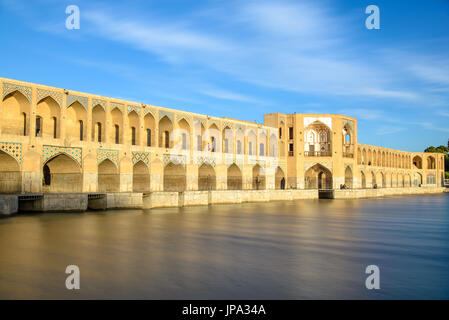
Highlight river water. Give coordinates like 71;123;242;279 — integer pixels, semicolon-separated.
1;194;448;299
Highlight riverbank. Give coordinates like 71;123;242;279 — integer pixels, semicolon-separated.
0;186;446;215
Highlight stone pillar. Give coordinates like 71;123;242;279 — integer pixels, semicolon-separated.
242;164;252;190
82;152;98;192
150;159;163;191
186;164;198;191
22;150;42;193
215;163;227;190
265;165;275;190
119;155;133;192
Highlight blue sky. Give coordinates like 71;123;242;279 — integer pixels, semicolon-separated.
1;0;448;152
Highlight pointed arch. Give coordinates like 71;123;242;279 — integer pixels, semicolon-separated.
164;162;186;191
159;115;173;149
305;163;332;189
1;90;31;136
227;164;242;190
344;166;353;188
42;154;82;193
275;166;286;189
133;160;150;192
198;163;216;190
0;150;22;193
98;158;119;192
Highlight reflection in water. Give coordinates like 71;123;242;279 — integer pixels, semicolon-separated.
0;194;448;299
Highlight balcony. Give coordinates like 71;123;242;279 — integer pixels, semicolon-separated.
304;151;332;157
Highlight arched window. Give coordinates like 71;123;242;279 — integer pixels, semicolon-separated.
164;130;170;148
79;120;84;141
115;125;120;144
237;140;242;154
182;133;187;150
97;122;102;143
35;116;42;137
43;164;51;185
197;135;201;151
211;137;216;152
53;117;57;139
259;143;264;156
224;138;229;153
147;129;151;147
131;127;136;145
249;141;253;155
23;112;27;136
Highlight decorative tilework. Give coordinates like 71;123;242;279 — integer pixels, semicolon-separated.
193;117;206;128
175;113;191;126
159;110;174;122
343;119;354;131
66;94;88;110
208;119;221;129
97;149;119;167
279;116;286;124
92;98;107;111
222;120;234;129
127;105;141;115
163;153;185;166
2;83;32;103
36;88;63;107
132;151;150;167
196;155;216;168
42;145;82;166
110;102;124;113
143;107;156;119
0;142;23;166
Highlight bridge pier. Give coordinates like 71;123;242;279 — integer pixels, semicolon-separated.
0;195;19;216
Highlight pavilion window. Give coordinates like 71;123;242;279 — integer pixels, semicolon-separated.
97;123;102;143
197;135;201;151
164;131;170;148
115;125;120;144
279;127;282;138
147;129;151;147
225;138;229;153
211;137;216;152
23;113;27;136
237;140;242;154
53;117;57;139
259;143;264;156
131;127;136;145
249;142;253;155
182;133;187;150
79;120;84;141
35;116;42;137
289;127;293;139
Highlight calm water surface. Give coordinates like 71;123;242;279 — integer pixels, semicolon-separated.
1;194;449;299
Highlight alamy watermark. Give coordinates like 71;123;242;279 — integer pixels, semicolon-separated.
65;5;80;30
365;5;380;30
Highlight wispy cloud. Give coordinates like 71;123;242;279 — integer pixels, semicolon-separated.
198;88;266;104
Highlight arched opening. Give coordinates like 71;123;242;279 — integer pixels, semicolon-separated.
133;161;150;192
304;121;331;156
427;156;436;169
164;162;186;192
35;116;42;137
360;171;366;188
413;172;423;187
66;101;87;141
159;116;173;149
247;130;256;156
269;134;278;157
413;156;422;169
0;151;22;193
207;124;220;152
342;124;353;157
177;118;191;151
252;164;266;190
194;121;205;151
371;171;376;188
92;105;106;143
227;164;242;190
222;126;233;154
128;111;140;146
236;128;244;155
405;174;411;187
275;167;286;189
111;108;123;144
259;131;267;156
36;96;61;139
198;164;216;190
344;167;353;188
144;113;155;147
98;159;119;192
42;154;82;193
1;91;31;136
304;164;333;189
